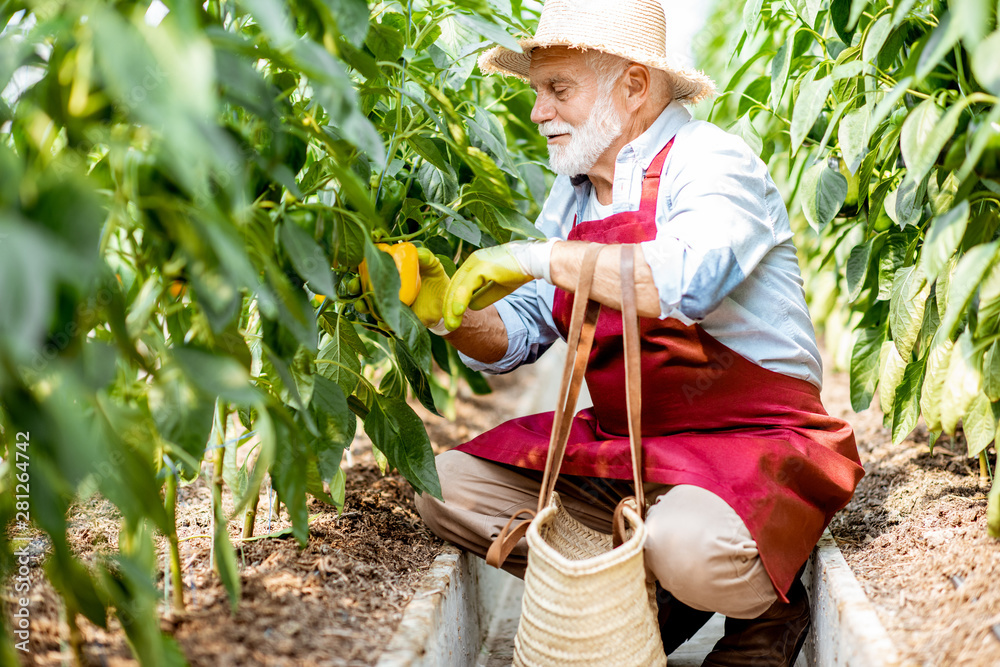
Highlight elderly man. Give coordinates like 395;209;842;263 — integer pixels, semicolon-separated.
408;1;864;664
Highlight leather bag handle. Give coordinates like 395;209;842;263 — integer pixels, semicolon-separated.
620;244;646;521
488;243;647;567
538;243;605;512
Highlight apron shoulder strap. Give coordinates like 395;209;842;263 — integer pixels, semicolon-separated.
638;137;675;217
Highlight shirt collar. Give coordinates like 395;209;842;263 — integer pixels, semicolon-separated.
570;100;692;189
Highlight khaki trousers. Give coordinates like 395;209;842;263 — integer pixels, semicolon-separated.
414;450;777;619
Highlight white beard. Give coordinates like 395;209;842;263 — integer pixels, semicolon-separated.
540;96;624;176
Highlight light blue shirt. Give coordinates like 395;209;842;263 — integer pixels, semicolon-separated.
461;101;823;388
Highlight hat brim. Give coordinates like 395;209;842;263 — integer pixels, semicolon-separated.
478;41;717;105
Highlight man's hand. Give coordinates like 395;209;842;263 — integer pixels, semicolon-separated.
410;247;451;330
443;240;556;331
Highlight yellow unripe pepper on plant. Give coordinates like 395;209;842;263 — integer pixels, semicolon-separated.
359;242;422;306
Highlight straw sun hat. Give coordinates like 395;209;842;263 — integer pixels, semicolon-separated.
478;0;716;104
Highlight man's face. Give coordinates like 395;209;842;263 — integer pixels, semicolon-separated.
528;47;623;176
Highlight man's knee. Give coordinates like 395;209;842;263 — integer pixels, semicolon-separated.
644;486;776;619
413;450;467;533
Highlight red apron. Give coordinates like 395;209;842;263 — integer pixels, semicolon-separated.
455;140;864;600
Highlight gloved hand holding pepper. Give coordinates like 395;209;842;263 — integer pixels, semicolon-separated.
410;247;452;333
443;239;558;331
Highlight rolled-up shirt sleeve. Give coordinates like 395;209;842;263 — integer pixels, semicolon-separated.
640;130;780;324
458;280;562;374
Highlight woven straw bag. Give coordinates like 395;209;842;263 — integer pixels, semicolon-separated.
487;245;667;667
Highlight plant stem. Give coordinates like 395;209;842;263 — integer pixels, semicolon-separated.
66;606;85;667
242;490;260;539
164;471;185;611
211;400;228;574
981;451;991;480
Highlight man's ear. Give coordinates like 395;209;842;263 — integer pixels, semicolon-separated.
623;64;652;112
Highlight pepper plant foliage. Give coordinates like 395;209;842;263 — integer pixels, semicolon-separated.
698;0;1000;535
0;0;545;660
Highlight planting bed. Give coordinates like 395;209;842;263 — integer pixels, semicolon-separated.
823;374;1000;666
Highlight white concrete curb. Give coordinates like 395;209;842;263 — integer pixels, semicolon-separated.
378;531;909;667
804;531;915;667
376;547;479;667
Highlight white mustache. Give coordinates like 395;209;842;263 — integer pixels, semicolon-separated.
538;121;574;138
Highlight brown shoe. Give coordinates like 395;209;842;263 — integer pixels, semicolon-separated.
701;578;810;667
656;583;715;655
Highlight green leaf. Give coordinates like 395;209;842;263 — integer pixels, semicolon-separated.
916;11;962;81
770;41;793;107
920;335;956;432
891;0;920;28
312;376;356;465
862;15;892;64
941;330;984;435
493;207;546;240
395;338;439;415
271;416;310;544
327;0;370;47
889;264;930;359
900;98;953;186
262;346;313;419
789;0;821;26
366;20;404;61
848;0;869;30
280;222;335;297
743;0;765;34
364;395;442;498
937;256;958;322
831;0;855;42
407;134;451;173
975;258;1000;339
363;239;404;333
213;508;241;611
985;342;1000;402
891;357;926;445
733;114;764;156
453;12;523;53
846;239;873;302
885;176;926;229
964;392;998;457
791;70;833;155
428;201;482;245
800;160;848;232
317;315;362;394
957;105;1000;182
839;107;870;174
921;201;970;283
879;340;908;418
952;0;995;49
972;29;1000;96
940;241;1000;338
878;235;910;301
149;379;215;473
417;161;459;205
173;347;260;405
850;324;887;411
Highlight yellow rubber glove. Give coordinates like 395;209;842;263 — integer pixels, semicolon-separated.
443;240;556;331
410;247;451;331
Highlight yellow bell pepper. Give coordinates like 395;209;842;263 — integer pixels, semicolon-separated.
359;242;422;306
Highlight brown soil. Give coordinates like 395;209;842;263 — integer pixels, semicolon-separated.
4;370;527;667
822;363;1000;666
